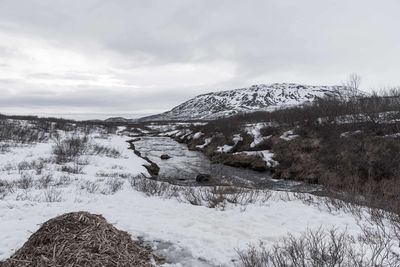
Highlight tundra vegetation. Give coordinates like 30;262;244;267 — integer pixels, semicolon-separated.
187;88;400;214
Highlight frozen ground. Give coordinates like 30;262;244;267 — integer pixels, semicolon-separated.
0;124;397;266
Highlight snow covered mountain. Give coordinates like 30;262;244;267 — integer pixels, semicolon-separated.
141;83;364;121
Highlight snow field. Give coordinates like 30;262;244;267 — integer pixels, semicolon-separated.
0;129;395;266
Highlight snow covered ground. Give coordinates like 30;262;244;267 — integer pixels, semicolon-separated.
246;123;269;148
0;123;397;266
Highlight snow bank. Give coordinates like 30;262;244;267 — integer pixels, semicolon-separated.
246;123;269;148
193;132;204;140
196;138;212;149
0;189;363;266
216;134;243;153
237;150;278;167
280;130;298;141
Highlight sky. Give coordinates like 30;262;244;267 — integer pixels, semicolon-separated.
0;0;399;120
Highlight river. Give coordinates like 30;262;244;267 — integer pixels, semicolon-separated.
132;136;321;193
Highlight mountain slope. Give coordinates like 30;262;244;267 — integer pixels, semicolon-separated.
141;83;364;121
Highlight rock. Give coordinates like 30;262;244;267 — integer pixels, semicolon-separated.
250;160;267;172
196;173;211;183
144;162;160;176
160;154;171;160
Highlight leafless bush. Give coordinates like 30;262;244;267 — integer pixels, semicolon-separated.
129;177;271;209
54;175;72;187
237;228;353;267
96;171;131;179
0;143;11;153
91;144;121;158
103;178;124;194
60;158;88;174
36;174;53;189
0;119;47;144
17;161;32;173
355;210;400;267
16;173;34;190
17;159;48;175
129;176;175;197
44;187;62;202
180;187;203;206
81;180;99;194
237;223;400;267
0;179;14;199
52;133;90;164
33;159;45;175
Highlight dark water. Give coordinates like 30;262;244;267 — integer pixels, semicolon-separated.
132;136;321;193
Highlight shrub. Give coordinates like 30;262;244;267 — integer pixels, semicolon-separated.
0;119;47;144
44;188;62;202
237;224;400;267
91;144;121;158
260;126;280;137
103;178;124;194
17;161;32;173
81;180;99;194
16;173;34;190
0;180;14;199
54;175;72;187
37;174;53;189
52;134;89;164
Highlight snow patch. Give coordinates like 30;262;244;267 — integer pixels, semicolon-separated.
193;132;204;140
236;150;278;168
196;138;212;149
280;130;298;141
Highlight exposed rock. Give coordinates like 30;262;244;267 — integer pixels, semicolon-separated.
250;160;268;172
196;173;211;183
160;154;171;160
144;161;160;176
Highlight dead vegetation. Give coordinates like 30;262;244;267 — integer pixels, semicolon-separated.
52;133;90;164
272;124;400;214
187;90;400;215
237;213;400;267
129;176;272;209
0;119;47;144
0;212;152;267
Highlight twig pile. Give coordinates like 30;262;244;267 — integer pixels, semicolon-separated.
0;211;151;267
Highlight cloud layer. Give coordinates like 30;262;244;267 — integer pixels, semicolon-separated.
1;0;399;119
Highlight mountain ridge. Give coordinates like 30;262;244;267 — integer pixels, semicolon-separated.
137;83;366;121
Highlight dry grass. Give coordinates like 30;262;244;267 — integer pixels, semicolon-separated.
0;212;151;267
129;176;272;209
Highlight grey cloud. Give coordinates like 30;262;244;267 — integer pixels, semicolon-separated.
26;72;99;81
0;0;399;119
0;84;195;112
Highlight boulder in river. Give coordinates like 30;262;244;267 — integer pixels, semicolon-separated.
144;162;160;176
196;173;211;183
160;154;171;160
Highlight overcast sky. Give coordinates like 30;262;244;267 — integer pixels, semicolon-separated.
0;0;399;119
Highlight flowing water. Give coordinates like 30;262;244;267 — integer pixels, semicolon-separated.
132;136;321;193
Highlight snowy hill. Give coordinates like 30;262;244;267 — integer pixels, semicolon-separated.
104;117;133;123
141;83;364;121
